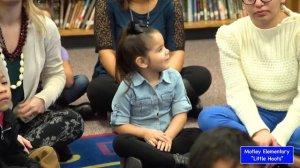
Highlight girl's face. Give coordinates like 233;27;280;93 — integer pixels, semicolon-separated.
145;32;170;72
0;72;11;112
243;0;286;29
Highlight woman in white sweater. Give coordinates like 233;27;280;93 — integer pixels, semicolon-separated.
198;0;300;165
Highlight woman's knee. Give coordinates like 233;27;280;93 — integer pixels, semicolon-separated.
181;66;212;95
64;109;84;137
198;106;217;130
87;76;117;98
198;106;232;131
74;75;89;88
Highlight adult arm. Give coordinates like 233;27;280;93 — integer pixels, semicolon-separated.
60;47;74;88
35;17;66;109
216;25;269;138
165;0;186;72
94;0;117;79
63;60;74;88
271;32;300;146
169;50;184;72
98;49;117;79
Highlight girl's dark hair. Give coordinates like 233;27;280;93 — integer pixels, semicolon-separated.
189;127;262;168
115;20;159;83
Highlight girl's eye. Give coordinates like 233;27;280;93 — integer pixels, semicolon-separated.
2;82;8;85
158;47;163;52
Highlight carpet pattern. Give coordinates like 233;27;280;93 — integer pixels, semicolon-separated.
61;133;120;168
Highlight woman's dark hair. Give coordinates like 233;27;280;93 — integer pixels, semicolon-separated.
115;20;159;83
189;127;261;168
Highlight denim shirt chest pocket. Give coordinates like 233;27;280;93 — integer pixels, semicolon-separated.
161;92;174;110
130;98;153;117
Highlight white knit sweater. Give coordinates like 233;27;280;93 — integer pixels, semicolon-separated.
216;7;300;146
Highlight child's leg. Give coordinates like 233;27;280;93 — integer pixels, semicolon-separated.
198;105;248;132
113;134;175;167
171;128;202;154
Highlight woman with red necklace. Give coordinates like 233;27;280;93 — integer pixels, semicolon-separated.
0;0;84;162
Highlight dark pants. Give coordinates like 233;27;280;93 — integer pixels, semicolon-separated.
113;128;202;168
87;65;211;116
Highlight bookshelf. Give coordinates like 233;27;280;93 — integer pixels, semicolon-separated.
59;28;93;36
57;0;299;37
286;0;300;12
184;19;234;29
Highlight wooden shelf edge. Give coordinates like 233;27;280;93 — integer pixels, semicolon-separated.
184;19;235;29
58;20;236;36
59;29;94;37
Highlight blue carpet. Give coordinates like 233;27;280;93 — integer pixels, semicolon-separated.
61;133;121;168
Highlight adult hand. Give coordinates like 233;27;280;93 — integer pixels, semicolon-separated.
17;135;32;154
16;97;45;119
252;129;277;146
143;129;168;147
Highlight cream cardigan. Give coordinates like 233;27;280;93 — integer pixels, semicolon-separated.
0;16;66;110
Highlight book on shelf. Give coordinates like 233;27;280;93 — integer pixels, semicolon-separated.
85;7;95;30
80;0;96;29
181;0;244;22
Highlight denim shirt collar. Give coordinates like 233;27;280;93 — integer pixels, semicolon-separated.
132;69;172;87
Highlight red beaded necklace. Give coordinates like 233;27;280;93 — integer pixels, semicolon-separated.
0;9;28;61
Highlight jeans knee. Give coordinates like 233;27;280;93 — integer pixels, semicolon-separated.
74;75;89;90
198;107;213;130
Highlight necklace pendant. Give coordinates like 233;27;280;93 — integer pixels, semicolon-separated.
0;49;24;90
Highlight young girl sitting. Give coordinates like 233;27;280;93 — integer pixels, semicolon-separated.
110;21;201;168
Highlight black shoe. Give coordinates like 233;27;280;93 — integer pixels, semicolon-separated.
123;157;142;168
173;153;189;168
69;102;95;120
55;146;72;162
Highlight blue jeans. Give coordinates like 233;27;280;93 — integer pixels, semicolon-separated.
198;105;300;155
56;75;89;106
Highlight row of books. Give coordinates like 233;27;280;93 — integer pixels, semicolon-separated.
34;0;96;30
34;0;246;31
182;0;246;22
